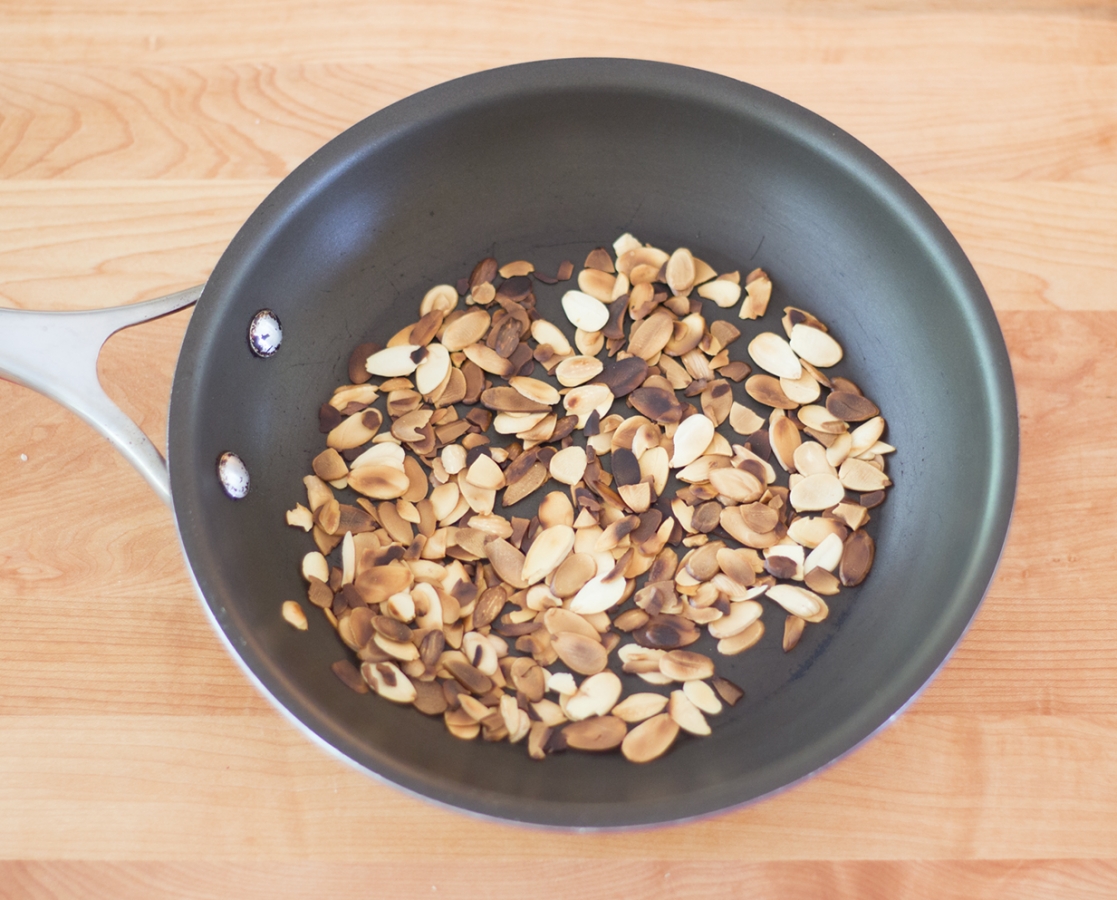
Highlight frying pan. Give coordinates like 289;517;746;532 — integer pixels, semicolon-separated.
0;58;1017;829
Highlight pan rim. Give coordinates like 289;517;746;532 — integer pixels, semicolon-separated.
168;57;1019;829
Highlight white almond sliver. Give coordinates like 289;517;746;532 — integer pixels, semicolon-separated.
366;344;422;377
561;290;609;332
748;332;802;380
670;414;715;468
789;323;844;367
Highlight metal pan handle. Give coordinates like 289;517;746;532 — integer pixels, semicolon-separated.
0;285;204;507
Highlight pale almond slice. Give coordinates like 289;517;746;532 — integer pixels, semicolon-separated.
697;279;741;308
789;323;843;367
770;414;802;473
414;343;450;396
441;444;467;476
613;232;642;257
789;472;845;511
793;440;835;477
348;465;411;499
739;271;772;320
567;569;626;615
621;713;679;763
627;310;675;360
465;454;506;491
577;268;617;305
549;445;588;485
522;525;576;585
665;247;696;295
717;619;765;655
805;531;845;573
463;343;514;378
555;355;605;387
766;583;828;622
564;671;623;721
668;690;710;736
458;473;496;515
348;441;405;471
825;432;853;468
366;344;422;377
561;290;609;331
301;551;330;583
729;402;765;436
509;376;561;406
563;384;614;428
838;457;892;491
850;416;886;456
286;503;314;532
531;319;573;356
707;466;764;503
552;632;609;675
748;332;802;380
670;414;715;468
683;680;723;716
419;284;458;317
797;404;848;434
780;369;821;405
707;599;764;639
616;245;669;276
429;482;460;522
493;411;549;435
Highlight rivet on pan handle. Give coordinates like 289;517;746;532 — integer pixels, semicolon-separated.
0;284;204;507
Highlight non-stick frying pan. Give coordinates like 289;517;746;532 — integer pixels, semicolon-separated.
0;59;1017;829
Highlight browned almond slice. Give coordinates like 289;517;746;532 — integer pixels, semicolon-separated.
562;715;627;751
665;247;696;295
521;525;576;585
420;284;458;316
565;670;623;721
838;457;891;491
789;473;845;511
502;461;548;507
577;268;617;304
550;552;597;598
584;246;616;272
711;676;745;706
700;380;734;426
697;279;741;308
627;310;675;360
331;659;369;693
719;505;781;549
621;713;679;762
739;270;772;320
748;332;801;379
485;538;528;589
659;650;715;682
391;408;434;443
366;344;422;377
783;615;806;652
798;404;848;434
613;693;670;724
555;355;604;387
767;584;828;622
509;376;561;406
668;690;710;736
463;343;514;378
441;308;491;351
480;386;551;413
789;323;843;367
594;357;648;397
312;448;349;482
552;632;609;675
840;530;875;587
549;445;588;485
715;547;759;587
786;515;846;547
499;260;534;278
670;414;715;468
281;600;308;630
770;414;802;473
707;599;764;639
708;466;764;503
781;369;821;405
745;374;798;409
616;245;669;276
444;657;493;695
348;465;411;500
827;391;880;422
716;619;765;655
805;565;842;595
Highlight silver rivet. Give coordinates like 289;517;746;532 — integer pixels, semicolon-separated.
248;309;282;357
217;452;250;499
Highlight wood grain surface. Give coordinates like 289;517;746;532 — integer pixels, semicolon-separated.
1;1;1115;897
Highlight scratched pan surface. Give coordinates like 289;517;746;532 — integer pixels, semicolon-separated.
169;59;1017;828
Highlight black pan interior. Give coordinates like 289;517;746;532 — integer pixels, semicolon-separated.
168;59;1017;828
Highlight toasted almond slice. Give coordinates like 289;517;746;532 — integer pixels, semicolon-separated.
577;268;617;304
745;374;798;409
549;445;588;485
349;441;405;471
770;414;802;473
348;465;411;500
414;343;451;397
568;569;627;615
840;530;875;587
728;402;765;436
665;313;706;357
562;290;609;331
552;632;609;675
805;531;845;573
708;466;764;503
621;713;679;762
555;355;605;387
485;538;528;589
616;245;669;276
683;680;723;716
786;515;846;548
419;284;458;317
659;650;715;682
805;566;842;595
493;411;549;435
361;661;417;703
717;619;765;655
522;525;576;585
783;615;806;652
509;376;561;406
465;454;506;491
612;692;670;724
499;260;534;278
707;599;764;639
627;310;675;360
562;715;627;751
789;472;846;512
850;416;886;455
441;308;491;351
326;411;381;450
463;343;514;378
767;584;828;622
795;440;836;477
668;690;710;736
429;482;461;522
550;552;597;598
531;319;573;356
789;323;843;367
564;384;614;428
838;457;892;491
366;344;422;377
697;279;741;308
565;671;623;721
798;404;848;434
748;332;801;380
670;414;715;468
780;369;822;405
665;247;696;295
458;473;496;515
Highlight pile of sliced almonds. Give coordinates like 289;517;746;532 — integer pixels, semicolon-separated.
284;234;893;762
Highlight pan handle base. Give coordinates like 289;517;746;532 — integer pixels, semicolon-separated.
0;285;204;507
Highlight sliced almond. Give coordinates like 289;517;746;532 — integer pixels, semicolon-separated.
729;402;765;436
555;355;605;387
521;525;576;585
665;247;696;295
613;692;670;723
627;310;675;360
697;279;741;308
565;671;623;721
366;344;422;377
838;457;892;491
621;713;679;762
562;715;627;751
670;414;715;468
789;473;845;512
509;376;561;406
717;619;765;655
549;445;588;485
748;332;801;380
348;465;411;500
767;584;828;623
577;268;617;305
419;284;458;317
562;290;609;332
552;632;609;675
463;343;514;378
707;599;764;639
668;690;710;736
789;323;843;367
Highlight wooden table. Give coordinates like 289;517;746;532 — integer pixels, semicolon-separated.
1;2;1114;896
